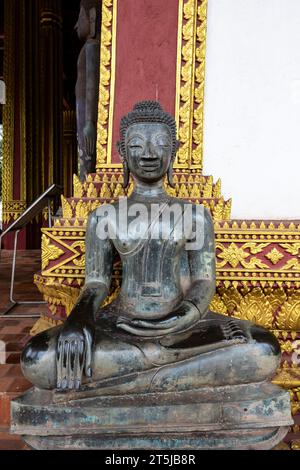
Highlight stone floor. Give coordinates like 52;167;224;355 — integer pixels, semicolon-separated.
0;250;47;450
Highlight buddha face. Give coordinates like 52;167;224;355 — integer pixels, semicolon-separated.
75;6;90;40
125;123;172;183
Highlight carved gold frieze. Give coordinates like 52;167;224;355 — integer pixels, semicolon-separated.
96;0;116;168
191;0;207;168
211;287;300;330
2;201;27;223
215;224;300;286
176;0;196;166
65;171;231;222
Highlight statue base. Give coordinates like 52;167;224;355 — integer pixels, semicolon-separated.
11;382;292;450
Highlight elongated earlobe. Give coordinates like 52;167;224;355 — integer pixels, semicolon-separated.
167;140;179;188
117;141;130;189
167;161;175;188
122;161;130;189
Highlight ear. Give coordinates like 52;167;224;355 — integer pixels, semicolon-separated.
167;140;179;188
117;141;130;189
167;157;175;188
117;141;122;156
89;7;97;38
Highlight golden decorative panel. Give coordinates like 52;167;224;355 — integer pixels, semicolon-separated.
215;221;300;286
96;0;208;171
212;287;300;331
40;228;86;279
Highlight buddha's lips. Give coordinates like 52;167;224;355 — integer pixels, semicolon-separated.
139;161;161;171
141;167;159;172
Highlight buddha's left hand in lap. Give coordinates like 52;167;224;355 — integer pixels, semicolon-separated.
117;300;201;337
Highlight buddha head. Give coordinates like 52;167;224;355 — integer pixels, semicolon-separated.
118;101;179;188
75;0;101;41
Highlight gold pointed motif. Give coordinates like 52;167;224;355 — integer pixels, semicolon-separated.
223;200;232;219
61;196;73;219
212;199;224;221
87;183;98;198
73;174;84;198
202;176;213;198
100;182;112;198
213;179;221;198
41;235;64;270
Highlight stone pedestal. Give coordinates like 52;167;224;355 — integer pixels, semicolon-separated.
11;382;292;450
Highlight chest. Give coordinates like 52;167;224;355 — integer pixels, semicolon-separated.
111;209;192;257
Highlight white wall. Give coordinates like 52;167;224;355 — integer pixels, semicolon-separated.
203;0;300;219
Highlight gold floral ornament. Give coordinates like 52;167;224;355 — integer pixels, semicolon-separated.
216;242;269;269
41;235;64;270
266;248;284;265
217;243;250;268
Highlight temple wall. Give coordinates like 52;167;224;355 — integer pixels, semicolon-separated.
203;0;300;219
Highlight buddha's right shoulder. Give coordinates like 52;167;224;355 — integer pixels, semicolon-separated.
88;201;119;220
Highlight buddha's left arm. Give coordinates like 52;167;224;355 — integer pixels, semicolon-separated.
184;207;216;317
83;40;100;157
85;40;99;124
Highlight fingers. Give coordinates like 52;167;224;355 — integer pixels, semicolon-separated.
68;340;76;390
84;136;95;157
56;339;63;389
75;340;85;390
118;305;201;337
131;317;179;329
61;341;70;390
83;328;92;378
118;322;173;337
56;338;86;391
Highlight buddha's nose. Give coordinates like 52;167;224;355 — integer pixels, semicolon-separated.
143;143;156;159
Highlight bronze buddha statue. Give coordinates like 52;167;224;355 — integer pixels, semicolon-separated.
21;101;280;391
13;102;292;449
75;0;100;182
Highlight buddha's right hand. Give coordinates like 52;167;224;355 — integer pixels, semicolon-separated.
56;321;94;391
